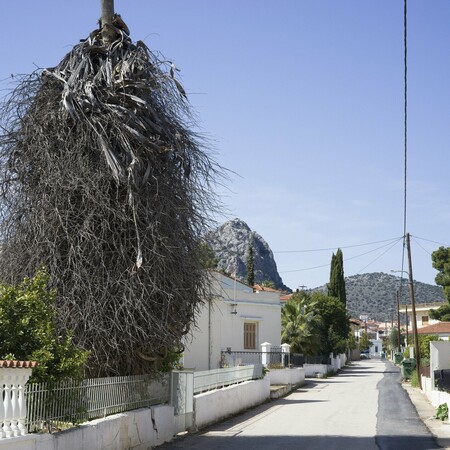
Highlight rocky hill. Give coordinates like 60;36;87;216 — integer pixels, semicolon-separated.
206;219;445;320
206;218;290;291
315;272;445;322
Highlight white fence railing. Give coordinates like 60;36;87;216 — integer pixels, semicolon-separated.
0;363;35;440
193;364;263;394
26;373;170;432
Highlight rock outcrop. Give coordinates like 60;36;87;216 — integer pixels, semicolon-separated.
206;218;290;291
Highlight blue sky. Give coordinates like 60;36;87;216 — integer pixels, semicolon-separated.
1;1;450;293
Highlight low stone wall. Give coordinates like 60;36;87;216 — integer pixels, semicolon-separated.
0;405;174;450
303;364;328;377
194;377;270;430
267;368;305;386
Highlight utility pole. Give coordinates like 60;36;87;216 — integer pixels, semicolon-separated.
406;232;421;389
396;291;401;352
405;303;409;346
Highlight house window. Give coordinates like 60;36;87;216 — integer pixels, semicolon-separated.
244;322;257;349
422;315;429;326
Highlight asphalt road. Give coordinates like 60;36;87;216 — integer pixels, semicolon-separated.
161;359;441;450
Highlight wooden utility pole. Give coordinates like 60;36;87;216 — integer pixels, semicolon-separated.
406;232;421;389
396;291;401;352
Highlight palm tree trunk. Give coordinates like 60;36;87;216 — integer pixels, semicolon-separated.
101;0;115;44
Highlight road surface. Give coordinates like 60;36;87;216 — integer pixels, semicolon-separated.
161;359;441;449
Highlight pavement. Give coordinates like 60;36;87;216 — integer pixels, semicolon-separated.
403;382;450;449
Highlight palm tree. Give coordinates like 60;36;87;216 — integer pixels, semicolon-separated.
281;295;322;355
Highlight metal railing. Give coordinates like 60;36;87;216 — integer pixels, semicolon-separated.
25;373;170;433
220;351;290;368
194;364;263;394
220;351;324;368
303;355;331;365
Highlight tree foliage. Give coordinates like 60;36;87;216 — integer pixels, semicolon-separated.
328;248;346;306
419;334;440;360
0;14;223;376
311;292;350;355
0;270;89;384
429;247;450;321
388;327;400;350
281;292;322;355
282;291;350;356
198;242;218;270
359;332;371;351
432;247;450;301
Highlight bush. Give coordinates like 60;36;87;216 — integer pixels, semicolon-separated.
410;369;419;388
436;403;449;421
0;269;89;383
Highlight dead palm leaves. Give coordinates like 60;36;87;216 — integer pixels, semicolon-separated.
0;19;223;376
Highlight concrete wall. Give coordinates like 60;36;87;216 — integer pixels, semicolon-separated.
267;368;305;386
0;405;174;450
194;377;270;429
303;354;346;377
422;377;450;409
303;364;328;377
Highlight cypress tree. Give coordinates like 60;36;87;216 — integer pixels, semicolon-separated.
328;248;346;306
246;241;255;286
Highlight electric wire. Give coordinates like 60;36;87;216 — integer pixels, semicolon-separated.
279;236;403;274
273;236;402;254
411;236;432;256
356;238;404;274
412;235;450;248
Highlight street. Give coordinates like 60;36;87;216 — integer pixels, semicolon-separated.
161;359;441;449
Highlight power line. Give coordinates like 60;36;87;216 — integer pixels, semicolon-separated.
411;236;432;256
273;236;402;254
356;238;403;274
412;235;450;248
279;237;403;274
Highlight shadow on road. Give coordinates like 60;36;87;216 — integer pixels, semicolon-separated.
161;433;443;449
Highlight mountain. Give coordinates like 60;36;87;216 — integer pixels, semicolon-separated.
206;218;290;291
315;272;445;322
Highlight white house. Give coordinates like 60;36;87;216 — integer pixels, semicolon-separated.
399;302;443;329
182;271;282;371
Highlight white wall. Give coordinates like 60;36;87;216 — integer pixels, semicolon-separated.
183;272;281;371
0;405;174;450
267;368;305;386
193;378;270;429
369;339;383;356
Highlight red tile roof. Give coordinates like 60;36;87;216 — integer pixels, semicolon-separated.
417;322;450;334
253;284;281;293
0;361;38;368
280;294;293;302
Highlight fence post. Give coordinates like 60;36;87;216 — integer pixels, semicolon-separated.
261;342;271;367
170;370;194;434
281;343;291;367
0;362;36;439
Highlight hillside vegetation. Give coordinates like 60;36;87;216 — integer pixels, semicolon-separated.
316;272;444;322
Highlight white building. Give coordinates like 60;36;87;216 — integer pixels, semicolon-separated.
182;271;282;371
399;302;443;329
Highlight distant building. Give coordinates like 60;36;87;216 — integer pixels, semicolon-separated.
399;302;443;329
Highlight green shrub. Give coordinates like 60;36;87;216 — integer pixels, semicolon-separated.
0;269;89;383
410;369;419;388
436;403;449;421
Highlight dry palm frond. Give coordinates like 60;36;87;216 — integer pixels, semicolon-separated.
0;20;224;376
